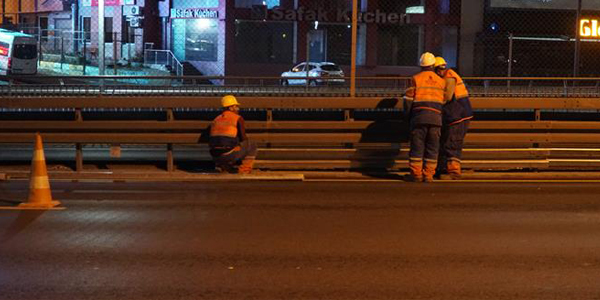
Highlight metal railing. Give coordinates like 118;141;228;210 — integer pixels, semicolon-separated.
2;76;600;98
143;50;184;77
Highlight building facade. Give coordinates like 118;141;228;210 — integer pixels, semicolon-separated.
78;0;164;61
167;0;461;77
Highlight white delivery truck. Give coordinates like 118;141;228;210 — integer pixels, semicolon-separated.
0;29;38;75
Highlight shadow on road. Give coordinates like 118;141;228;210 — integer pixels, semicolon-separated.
0;210;45;244
353;98;409;180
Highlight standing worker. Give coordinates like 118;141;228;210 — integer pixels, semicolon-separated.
209;95;257;174
403;52;453;182
434;57;473;179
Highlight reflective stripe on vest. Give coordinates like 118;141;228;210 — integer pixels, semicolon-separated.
446;69;469;100
412;71;445;113
210;111;240;139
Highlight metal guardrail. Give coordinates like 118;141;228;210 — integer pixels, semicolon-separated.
1;94;600;172
2;76;600;98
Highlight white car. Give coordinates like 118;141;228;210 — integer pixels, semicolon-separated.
280;62;345;86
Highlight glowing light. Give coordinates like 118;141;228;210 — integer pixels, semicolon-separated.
314;21;319;30
406;6;424;14
196;19;212;30
580;19;600;38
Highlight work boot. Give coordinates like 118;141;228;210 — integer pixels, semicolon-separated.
238;156;255;174
215;162;237;174
408;159;423;181
446;160;461;179
423;160;438;181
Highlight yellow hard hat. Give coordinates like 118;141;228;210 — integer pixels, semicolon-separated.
221;95;240;107
419;52;436;67
434;56;447;68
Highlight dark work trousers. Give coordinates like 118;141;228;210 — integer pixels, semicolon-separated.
439;120;470;169
213;142;257;167
409;124;442;163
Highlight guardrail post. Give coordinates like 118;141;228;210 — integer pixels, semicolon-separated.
535;109;541;121
166;108;174;121
76;143;83;172
75;108;83;121
344;109;354;121
267;109;273;122
167;143;174;172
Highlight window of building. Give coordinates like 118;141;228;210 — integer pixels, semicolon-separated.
440;0;450;14
377;25;421;66
122;16;136;44
234;20;294;64
39;17;48;37
323;24;352;65
378;0;424;14
235;0;280;9
104;17;113;43
173;0;218;9
183;18;219;61
83;17;91;40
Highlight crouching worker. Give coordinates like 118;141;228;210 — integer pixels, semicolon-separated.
209;95;257;174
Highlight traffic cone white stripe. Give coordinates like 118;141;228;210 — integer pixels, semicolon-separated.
29;176;51;189
33;149;45;161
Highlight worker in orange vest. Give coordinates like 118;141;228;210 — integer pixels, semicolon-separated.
403;52;454;182
209;95;257;174
434;57;473;179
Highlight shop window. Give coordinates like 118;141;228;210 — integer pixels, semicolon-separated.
184;19;218;61
236;0;280;8
377;25;420;66
378;0;424;14
234;20;293;64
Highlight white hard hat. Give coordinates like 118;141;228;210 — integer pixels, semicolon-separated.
221;95;240;107
419;52;436;67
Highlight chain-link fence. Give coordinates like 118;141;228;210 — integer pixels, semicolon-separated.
4;0;600;80
476;1;600;77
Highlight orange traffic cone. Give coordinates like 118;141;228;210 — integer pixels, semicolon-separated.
16;133;63;210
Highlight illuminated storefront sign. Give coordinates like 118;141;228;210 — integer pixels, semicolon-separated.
266;7;407;25
580;19;600;38
170;8;219;19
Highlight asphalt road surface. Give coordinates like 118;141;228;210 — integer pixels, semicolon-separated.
2;181;600;300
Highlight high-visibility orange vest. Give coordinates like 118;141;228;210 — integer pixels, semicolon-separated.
442;69;473;125
210;110;240;139
446;69;469;100
411;71;445;114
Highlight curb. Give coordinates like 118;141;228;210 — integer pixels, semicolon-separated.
3;170;305;182
4;170;600;182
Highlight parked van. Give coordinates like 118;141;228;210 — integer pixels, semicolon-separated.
0;29;38;75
